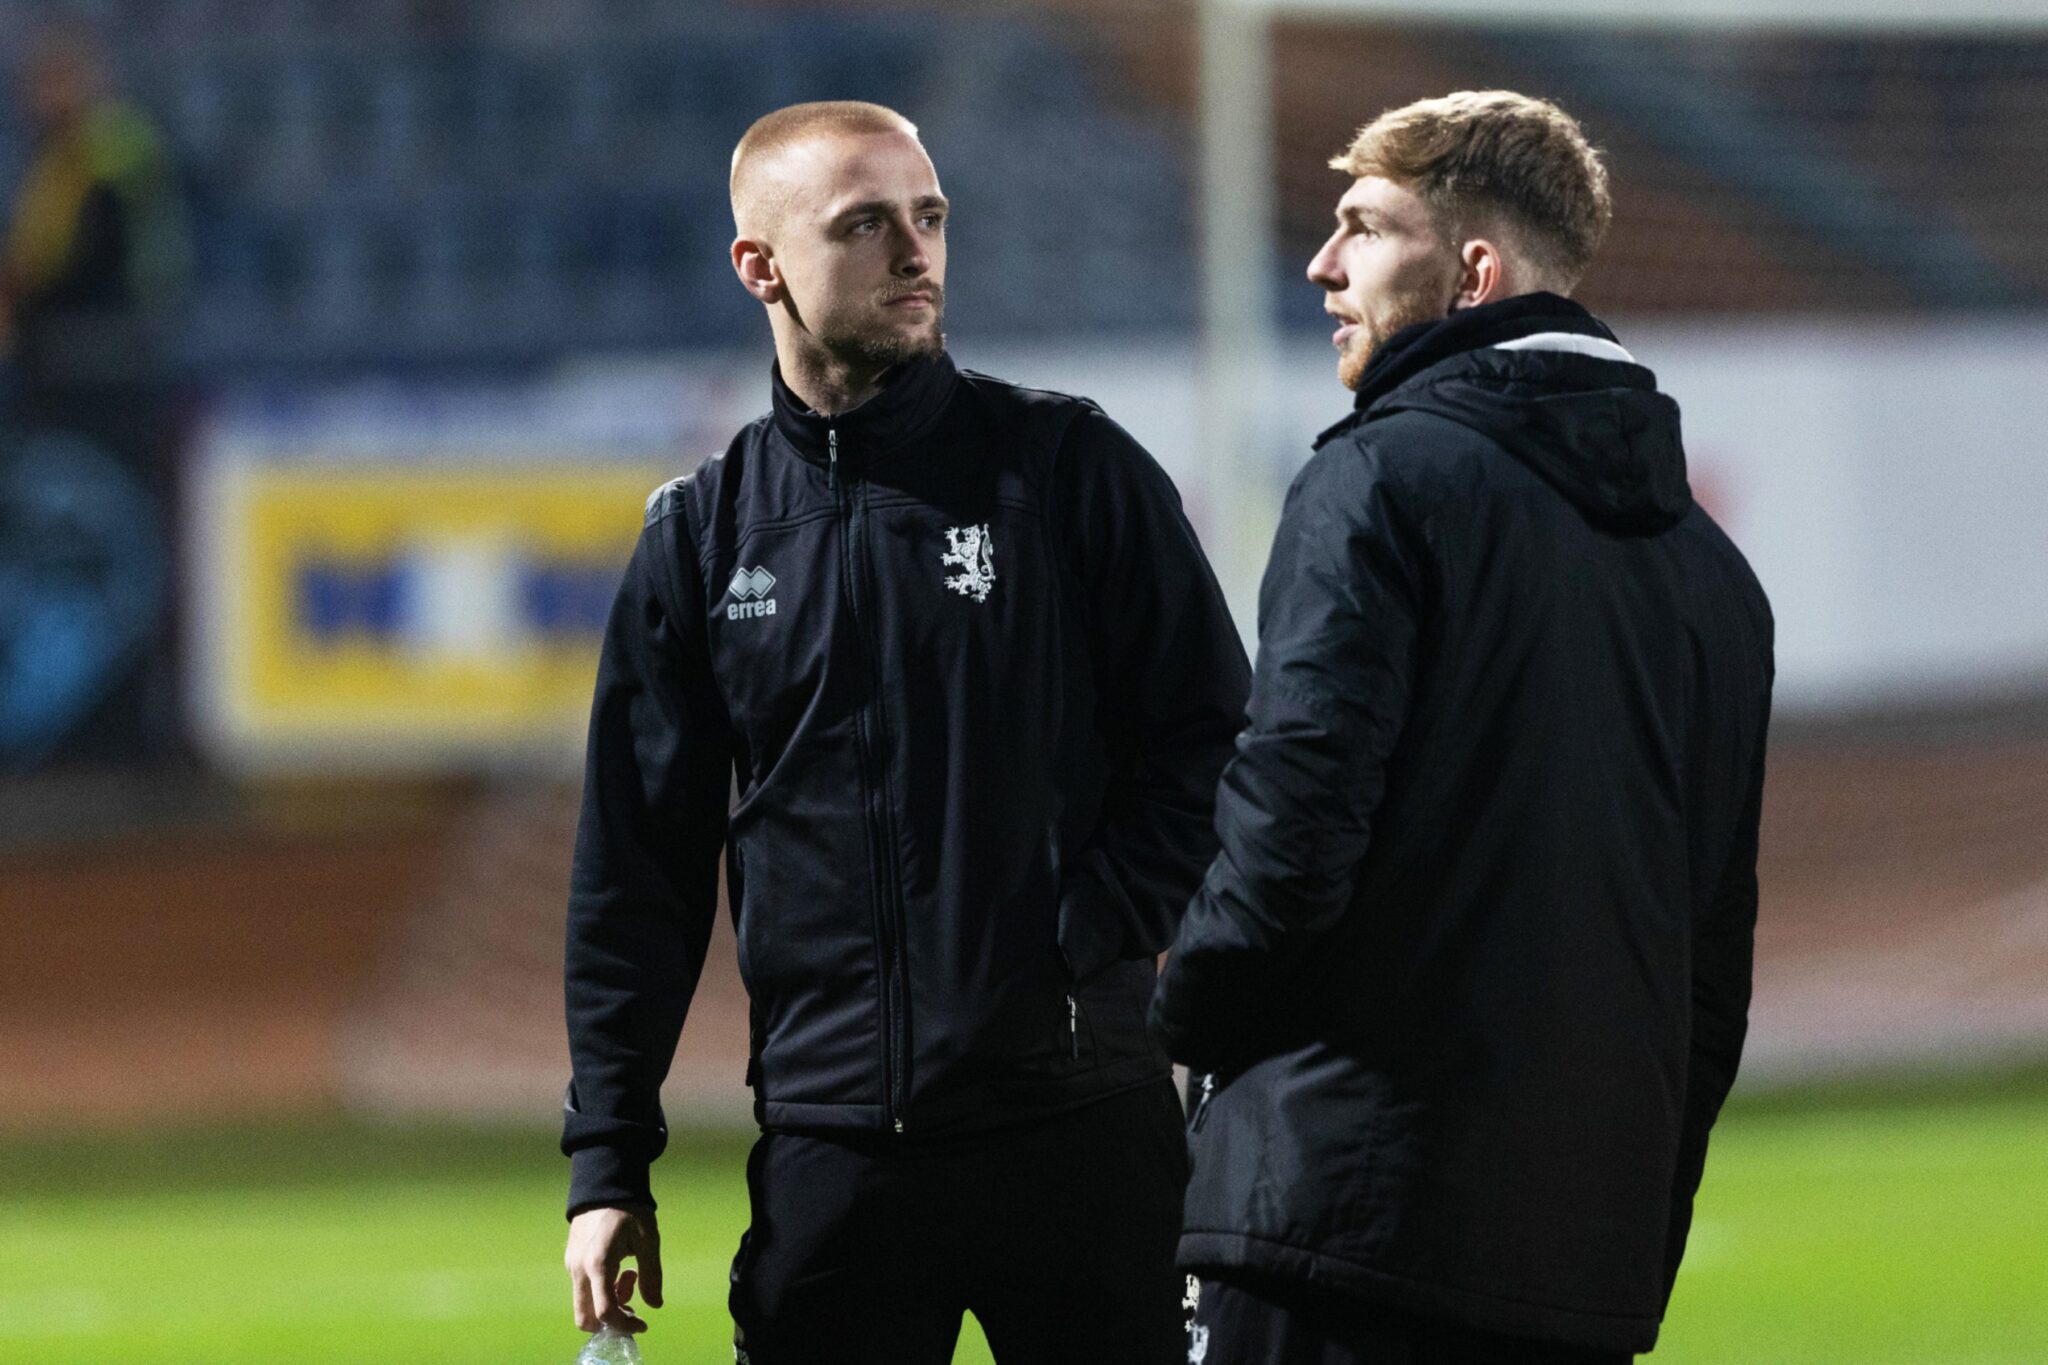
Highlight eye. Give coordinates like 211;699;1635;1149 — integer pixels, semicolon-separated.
919;213;945;230
850;218;881;236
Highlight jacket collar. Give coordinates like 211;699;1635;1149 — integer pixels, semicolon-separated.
1317;292;1618;447
769;349;959;469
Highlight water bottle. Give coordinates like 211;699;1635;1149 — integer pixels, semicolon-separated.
574;1326;645;1364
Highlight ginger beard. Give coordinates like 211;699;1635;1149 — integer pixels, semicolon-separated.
1337;254;1461;391
1312;173;1473;393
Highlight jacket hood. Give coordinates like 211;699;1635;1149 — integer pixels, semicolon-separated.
1330;293;1692;535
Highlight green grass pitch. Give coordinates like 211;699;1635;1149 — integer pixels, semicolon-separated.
1;1074;2042;1363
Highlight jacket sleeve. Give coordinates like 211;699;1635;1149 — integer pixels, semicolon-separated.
1662;705;1771;1301
1052;406;1251;984
561;498;733;1218
1150;441;1426;1073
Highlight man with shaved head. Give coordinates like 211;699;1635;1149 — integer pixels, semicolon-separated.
561;101;1249;1363
725;101;947;404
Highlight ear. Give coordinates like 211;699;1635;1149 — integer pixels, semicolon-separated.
1451;237;1508;310
732;236;783;305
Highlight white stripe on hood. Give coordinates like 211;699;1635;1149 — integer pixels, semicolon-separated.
1493;331;1636;364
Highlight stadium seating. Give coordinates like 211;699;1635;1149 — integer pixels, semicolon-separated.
95;7;1197;371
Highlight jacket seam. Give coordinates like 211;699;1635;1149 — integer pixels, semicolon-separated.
667;485;741;736
1180;1230;1656;1322
1042;403;1096;560
866;493;1042;515
1338;428;1446;599
958;369;1098;410
709;506;843;564
1260;675;1353;728
648;501;693;640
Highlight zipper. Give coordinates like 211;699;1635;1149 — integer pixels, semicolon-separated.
1189;1072;1216;1133
832;423;910;1134
1052;822;1077;1059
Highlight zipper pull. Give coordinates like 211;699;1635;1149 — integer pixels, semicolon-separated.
1190;1072;1216;1132
1067;995;1080;1058
828;427;839;489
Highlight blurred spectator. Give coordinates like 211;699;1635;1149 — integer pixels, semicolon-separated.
3;22;186;429
0;22;190;770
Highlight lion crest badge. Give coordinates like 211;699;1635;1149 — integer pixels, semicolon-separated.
940;523;996;603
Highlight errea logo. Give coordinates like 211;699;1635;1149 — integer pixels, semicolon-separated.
726;566;778;620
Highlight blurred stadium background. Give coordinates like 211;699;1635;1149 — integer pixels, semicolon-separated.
2;0;2046;1360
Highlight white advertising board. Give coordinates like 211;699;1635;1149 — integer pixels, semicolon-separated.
961;320;2048;716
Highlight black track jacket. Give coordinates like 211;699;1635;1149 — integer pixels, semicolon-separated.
1151;295;1774;1354
565;350;1249;1215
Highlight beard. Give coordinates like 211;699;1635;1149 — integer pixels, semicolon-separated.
819;280;947;370
1338;269;1458;391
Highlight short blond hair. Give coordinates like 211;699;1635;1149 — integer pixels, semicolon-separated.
1331;90;1611;290
730;100;920;233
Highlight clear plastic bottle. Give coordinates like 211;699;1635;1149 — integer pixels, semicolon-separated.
574;1326;645;1364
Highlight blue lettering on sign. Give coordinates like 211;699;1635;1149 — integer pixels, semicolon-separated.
293;557;616;642
519;564;617;635
298;562;406;639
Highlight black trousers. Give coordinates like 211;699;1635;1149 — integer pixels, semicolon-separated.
728;1078;1189;1365
1188;1276;1634;1365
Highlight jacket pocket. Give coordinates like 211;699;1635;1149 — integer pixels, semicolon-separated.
1050;820;1099;1060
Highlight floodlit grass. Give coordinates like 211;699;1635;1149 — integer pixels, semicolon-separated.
1654;1075;2048;1364
0;1073;2042;1363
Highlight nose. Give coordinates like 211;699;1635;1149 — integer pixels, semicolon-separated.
1307;229;1344;290
892;215;929;278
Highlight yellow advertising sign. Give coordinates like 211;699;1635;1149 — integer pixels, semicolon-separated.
200;461;674;766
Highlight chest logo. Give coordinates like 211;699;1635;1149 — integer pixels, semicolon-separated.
941;524;996;603
726;565;777;619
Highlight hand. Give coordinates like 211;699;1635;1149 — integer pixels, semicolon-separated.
566;1203;663;1333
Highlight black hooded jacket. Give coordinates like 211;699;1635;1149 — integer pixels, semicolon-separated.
564;350;1249;1216
1151;295;1773;1354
